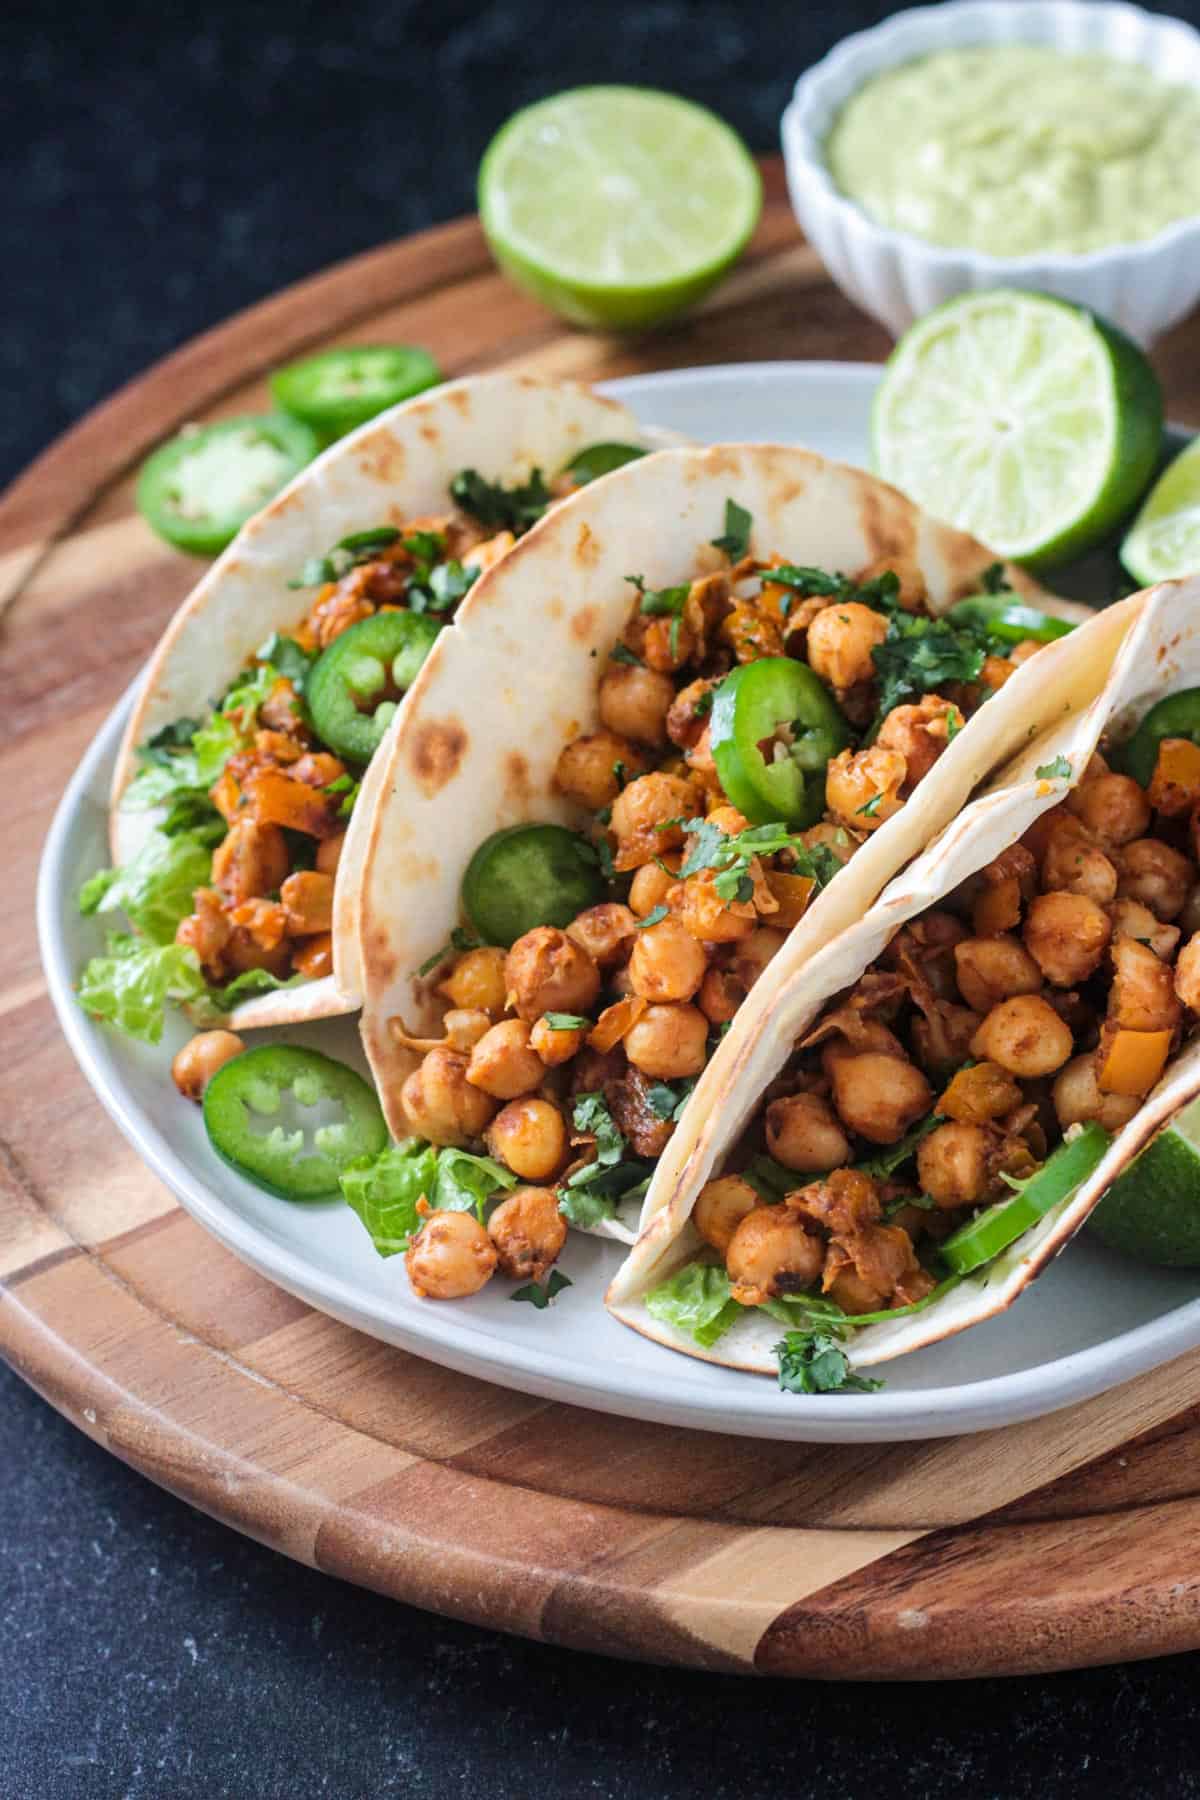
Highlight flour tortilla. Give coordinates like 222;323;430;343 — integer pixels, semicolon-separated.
111;374;653;1029
354;442;1106;1244
609;579;1200;1374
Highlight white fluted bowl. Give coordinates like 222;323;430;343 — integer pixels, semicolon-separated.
782;0;1200;344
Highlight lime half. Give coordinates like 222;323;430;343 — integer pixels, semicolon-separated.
478;87;761;331
1121;435;1200;586
873;291;1162;569
1088;1091;1200;1267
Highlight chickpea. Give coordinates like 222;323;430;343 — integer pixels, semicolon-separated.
1108;899;1180;962
444;1008;492;1051
875;695;964;788
825;746;906;833
280;869;335;936
315;831;346;877
693;1176;760;1256
171;1030;245;1102
486;1098;567;1182
439;945;508;1014
676;868;756;943
726;927;787;992
1116;838;1194;921
666;678;716;750
530;1014;587;1066
401;1047;497;1146
1041;819;1117;904
970;995;1073;1077
725;1206;824;1307
1066;773;1152;847
697;962;742;1024
624;1003;709;1079
629;915;707;1002
555;730;646;811
1053;1053;1141;1134
598;662;677;747
610;771;702;869
917;1122;990;1210
765;1091;851;1172
953;935;1042;1013
211;818;290;904
406;1208;497;1300
1180;883;1200;939
487;1185;567;1282
829;1051;933;1145
504;926;600;1023
629;856;681;919
566;902;637;967
1176;933;1200;1012
805;602;889;692
1022;891;1112;987
467;1018;546;1099
1110;934;1182;1033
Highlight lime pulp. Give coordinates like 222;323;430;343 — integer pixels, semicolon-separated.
478;87;761;331
1120;435;1200;586
873;290;1163;569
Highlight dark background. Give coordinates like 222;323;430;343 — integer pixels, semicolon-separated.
7;1;1200;1794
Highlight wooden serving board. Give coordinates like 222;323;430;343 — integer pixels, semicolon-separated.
8;159;1200;1679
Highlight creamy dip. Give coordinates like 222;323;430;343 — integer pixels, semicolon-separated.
824;45;1200;256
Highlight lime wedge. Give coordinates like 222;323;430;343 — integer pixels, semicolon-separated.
873;291;1162;569
1121;436;1200;586
1088;1092;1200;1266
478;87;761;331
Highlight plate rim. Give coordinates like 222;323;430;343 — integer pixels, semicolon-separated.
36;358;1200;1444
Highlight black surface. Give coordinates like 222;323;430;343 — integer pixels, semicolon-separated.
9;2;1200;1794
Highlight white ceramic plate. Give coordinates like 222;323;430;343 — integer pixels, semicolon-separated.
38;361;1200;1444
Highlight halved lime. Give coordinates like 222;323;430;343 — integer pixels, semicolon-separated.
1120;435;1200;586
873;291;1163;570
1088;1092;1200;1267
478;87;761;331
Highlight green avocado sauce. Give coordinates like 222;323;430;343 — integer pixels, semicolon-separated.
824;46;1200;257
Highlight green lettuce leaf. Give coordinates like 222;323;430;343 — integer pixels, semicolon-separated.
644;1262;742;1348
79;825;216;945
433;1148;517;1221
77;937;209;1044
340;1140;439;1255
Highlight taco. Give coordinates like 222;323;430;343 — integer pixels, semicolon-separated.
348;443;1129;1295
78;374;658;1042
606;578;1200;1387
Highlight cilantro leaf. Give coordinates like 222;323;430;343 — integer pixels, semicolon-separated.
710;498;752;560
544;1012;591;1030
626;573;690;617
853;1114;943;1182
256;632;316;690
645;1077;696;1122
609;643;644;667
981;562;1011;594
636;903;670;930
1036;755;1072;781
871;615;984;730
451;467;551;533
557;1094;653;1227
774;1328;883;1395
511;1269;573;1308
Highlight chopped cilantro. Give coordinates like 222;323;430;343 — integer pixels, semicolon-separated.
511;1269;573;1308
1036;755;1072;781
856;793;883;818
627;573;690;616
451;467;551;533
981;562;1011;594
774;1327;883;1396
544;1012;591;1030
637;903;670;929
288;524;401;588
870;613;985;731
609;643;643;667
645;1077;697;1122
710;498;752;560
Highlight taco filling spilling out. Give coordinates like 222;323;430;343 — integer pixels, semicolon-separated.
362;501;1074;1304
642;726;1200;1390
77;450;631;1043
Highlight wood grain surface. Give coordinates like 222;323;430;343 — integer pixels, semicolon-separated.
7;159;1200;1679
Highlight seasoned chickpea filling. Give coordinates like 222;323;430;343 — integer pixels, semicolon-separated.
669;743;1200;1332
393;511;1055;1302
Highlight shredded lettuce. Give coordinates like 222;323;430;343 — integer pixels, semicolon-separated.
644;1262;743;1348
340;1140;517;1256
79;825;218;945
123;660;280;812
77;937;209;1044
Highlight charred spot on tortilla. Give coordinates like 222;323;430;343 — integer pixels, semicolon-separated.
857;480;914;569
769;476;807;512
570;603;600;643
574;522;601;567
699;447;743;480
419;423;439;445
547;597;565;621
409;718;469;795
449;389;471;417
504;750;532;804
356;440;407;485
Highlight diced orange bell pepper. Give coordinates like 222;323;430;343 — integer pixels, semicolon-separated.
763;870;814;929
1096;1027;1172;1097
972;876;1022;938
937;1060;1023;1124
246;769;338;837
588;995;647;1053
294;932;334;979
1148;737;1200;817
210;768;243;825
